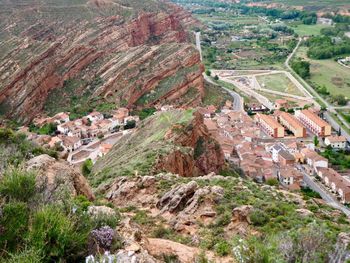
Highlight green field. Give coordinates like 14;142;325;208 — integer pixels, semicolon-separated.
309;59;350;98
295;46;350;99
292;24;331;36
256;73;305;97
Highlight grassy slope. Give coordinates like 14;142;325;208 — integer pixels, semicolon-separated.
91;109;195;186
202;81;232;108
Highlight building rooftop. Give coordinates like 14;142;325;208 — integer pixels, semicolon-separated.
299;110;329;128
256;113;283;130
279;112;305;131
326;136;347;143
279;149;295;161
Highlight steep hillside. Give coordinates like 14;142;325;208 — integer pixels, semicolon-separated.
0;0;204;123
92;109;225;186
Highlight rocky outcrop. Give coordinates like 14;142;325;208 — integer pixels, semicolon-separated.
145;238;234;263
93;110;224;183
157;181;199;213
157;111;225;177
0;0;203;123
102;176;158;207
26;154;95;203
226;205;255;237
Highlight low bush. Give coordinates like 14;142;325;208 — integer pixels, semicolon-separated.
0;201;29;251
250;210;270;226
28;206;90;262
215;240;231;256
0;167;36;202
6;248;43;263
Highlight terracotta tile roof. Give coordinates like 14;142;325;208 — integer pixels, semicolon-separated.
300;109;329;128
256;113;284;129
279;112;305;131
326;136;347;143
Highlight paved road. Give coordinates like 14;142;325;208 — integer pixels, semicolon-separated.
195;31;243;112
302;171;350;217
285;38;350;139
195;31;203;61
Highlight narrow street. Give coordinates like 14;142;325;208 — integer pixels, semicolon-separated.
302;172;350;217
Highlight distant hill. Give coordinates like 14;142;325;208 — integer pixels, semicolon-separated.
0;0;204;124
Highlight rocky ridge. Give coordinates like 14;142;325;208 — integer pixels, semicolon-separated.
0;0;204;123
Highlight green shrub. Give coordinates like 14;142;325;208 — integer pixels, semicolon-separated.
0;167;36;202
0;202;29;252
215;240;231;256
73;195;92;212
28;206;89;262
194;137;205;159
162;254;180;263
82;159;93;177
92;211;120;229
5;247;43;263
250;210;270;226
266;178;279;186
132;210;154;225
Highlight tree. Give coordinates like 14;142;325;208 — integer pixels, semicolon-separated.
205;69;211;76
82;159;93;176
214;75;219;81
313;136;319;147
125;120;136;130
291;59;310;78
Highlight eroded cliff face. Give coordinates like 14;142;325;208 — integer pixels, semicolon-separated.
157;112;224;177
0;0;203;123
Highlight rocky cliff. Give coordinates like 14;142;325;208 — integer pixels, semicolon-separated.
91;109;224;186
0;0;204;123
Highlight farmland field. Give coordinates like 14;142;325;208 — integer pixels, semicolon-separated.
295;47;350;99
256;73;305;97
291;24;331;36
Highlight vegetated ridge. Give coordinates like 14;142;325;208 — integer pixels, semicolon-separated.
92;109;225;186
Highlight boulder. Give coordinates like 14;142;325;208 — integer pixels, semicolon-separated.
157;181;198;213
26;154;94;203
232;205;254;224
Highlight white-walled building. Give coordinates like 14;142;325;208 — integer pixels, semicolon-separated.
325;136;347;149
295;110;331;137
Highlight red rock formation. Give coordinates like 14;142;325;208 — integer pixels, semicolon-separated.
157;112;225;177
0;1;203;123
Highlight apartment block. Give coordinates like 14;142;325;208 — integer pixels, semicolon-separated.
295;110;331;137
278;112;306;138
256;113;284;138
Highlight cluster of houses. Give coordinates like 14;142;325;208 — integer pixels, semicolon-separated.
31;108;139;153
317;167;350;204
202;101;350;203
